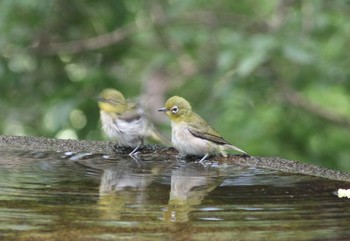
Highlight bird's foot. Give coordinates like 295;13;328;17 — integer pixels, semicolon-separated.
175;153;187;160
129;145;141;156
240;153;250;158
113;145;135;155
198;153;209;164
129;152;142;163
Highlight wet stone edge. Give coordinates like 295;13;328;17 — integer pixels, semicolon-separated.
0;135;350;182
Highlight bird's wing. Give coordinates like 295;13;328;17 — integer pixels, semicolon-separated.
118;112;142;123
188;124;248;155
118;102;170;145
184;112;228;145
117;102;143;123
186;112;248;155
188;125;228;145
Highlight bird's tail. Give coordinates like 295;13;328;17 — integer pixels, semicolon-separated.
147;126;171;146
225;144;249;156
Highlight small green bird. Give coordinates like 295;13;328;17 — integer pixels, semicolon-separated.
97;88;168;155
158;96;248;162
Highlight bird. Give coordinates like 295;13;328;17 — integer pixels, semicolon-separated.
97;88;169;155
158;96;248;162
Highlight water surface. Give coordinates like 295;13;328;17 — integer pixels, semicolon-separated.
0;149;349;240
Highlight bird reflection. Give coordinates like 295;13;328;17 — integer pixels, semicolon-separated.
163;162;222;222
99;163;150;194
97;159;156;220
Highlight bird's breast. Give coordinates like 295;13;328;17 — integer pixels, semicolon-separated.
100;111;145;147
171;122;214;155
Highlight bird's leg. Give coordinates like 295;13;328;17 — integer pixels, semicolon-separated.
130;153;141;164
129;139;144;156
129;144;140;156
198;153;209;164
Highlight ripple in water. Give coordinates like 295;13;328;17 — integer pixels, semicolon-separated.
0;149;349;241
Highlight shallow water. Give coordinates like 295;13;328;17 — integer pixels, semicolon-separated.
0;149;349;241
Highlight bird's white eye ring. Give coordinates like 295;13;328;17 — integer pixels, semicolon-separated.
171;106;179;113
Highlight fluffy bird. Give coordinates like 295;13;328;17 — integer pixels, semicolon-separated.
97;88;168;155
158;96;248;162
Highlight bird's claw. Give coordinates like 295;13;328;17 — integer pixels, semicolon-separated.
113;145;132;154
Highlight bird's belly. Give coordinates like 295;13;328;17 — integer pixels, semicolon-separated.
172;123;216;155
100;112;144;147
116;120;145;146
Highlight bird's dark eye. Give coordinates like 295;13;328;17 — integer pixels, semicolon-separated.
171;106;179;113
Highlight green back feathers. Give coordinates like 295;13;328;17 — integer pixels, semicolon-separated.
163;95;226;143
161;95;248;155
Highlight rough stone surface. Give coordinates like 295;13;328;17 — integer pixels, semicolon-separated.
1;135;349;182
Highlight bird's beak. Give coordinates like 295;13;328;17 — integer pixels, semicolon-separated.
157;107;167;112
96;96;105;102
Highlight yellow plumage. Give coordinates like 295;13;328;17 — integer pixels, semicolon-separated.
97;88;169;155
158;96;248;162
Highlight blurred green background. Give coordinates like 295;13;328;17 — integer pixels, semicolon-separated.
1;0;349;171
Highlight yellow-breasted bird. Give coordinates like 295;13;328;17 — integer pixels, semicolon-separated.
97;88;169;155
158;96;248;162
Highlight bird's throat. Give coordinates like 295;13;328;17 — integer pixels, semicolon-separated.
98;102;126;113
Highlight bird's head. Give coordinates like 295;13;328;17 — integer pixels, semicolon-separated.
158;96;192;122
97;88;127;113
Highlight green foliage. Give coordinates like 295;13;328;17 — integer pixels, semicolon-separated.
0;0;349;171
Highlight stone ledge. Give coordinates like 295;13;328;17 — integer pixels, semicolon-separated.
1;135;349;182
